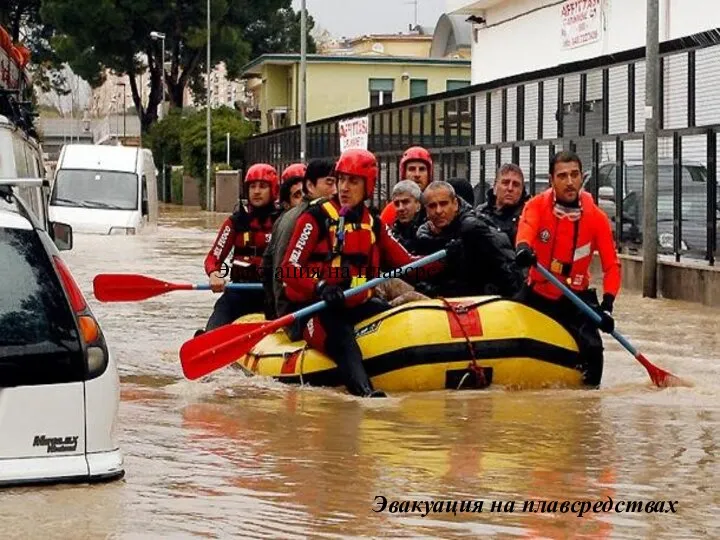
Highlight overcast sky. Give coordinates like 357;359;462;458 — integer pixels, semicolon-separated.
291;0;447;39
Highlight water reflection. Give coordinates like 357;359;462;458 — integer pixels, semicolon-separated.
176;388;623;538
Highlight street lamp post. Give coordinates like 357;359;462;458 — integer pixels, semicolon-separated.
300;0;307;161
116;82;127;140
150;31;166;121
150;30;167;202
206;0;212;211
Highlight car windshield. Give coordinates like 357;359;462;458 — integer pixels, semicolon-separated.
51;169;138;210
0;227;80;349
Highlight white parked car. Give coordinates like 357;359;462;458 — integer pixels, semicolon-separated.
0;118;124;487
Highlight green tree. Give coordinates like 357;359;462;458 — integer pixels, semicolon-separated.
41;0;316;133
179;106;254;176
179;106;255;208
145;108;185;168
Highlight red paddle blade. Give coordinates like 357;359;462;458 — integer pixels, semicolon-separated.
180;316;293;380
635;353;693;388
93;274;190;302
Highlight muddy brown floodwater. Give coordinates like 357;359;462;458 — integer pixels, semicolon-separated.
2;204;719;539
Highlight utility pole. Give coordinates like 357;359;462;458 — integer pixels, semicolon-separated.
159;36;165;121
642;0;659;297
206;0;212;211
300;0;307;162
226;131;230;165
150;31;166;121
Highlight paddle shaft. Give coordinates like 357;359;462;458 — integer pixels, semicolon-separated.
534;264;637;355
288;249;447;322
197;283;263;291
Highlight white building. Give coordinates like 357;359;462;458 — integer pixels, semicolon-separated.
449;0;720;84
446;0;720;194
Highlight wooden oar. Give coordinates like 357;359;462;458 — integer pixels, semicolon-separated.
93;273;262;302
535;264;692;388
179;249;448;380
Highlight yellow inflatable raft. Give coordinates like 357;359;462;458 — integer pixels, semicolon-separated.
232;296;602;392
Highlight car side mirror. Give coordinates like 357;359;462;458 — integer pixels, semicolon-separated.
598;186;615;201
51;221;73;251
141;199;149;216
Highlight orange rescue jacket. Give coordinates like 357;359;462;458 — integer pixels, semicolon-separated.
516;190;621;301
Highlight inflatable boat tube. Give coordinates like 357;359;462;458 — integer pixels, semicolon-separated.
231;296;602;392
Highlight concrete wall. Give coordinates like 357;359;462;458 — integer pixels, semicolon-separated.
182;176;200;207
214;171;241;213
590;253;720;307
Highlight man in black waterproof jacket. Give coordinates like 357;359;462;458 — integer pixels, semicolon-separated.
389;179;424;253
475;163;530;246
414;180;524;298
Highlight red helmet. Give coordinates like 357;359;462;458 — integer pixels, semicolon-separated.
281;163;307;182
245;163;279;199
334;149;378;199
399;146;433;183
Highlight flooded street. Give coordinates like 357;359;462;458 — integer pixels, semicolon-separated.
2;204;719;539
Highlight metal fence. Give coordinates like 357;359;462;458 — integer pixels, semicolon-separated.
244;29;720;265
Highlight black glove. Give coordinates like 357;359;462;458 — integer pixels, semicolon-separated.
444;238;464;265
515;243;537;269
594;293;615;334
600;293;615;314
595;309;615;334
315;280;346;311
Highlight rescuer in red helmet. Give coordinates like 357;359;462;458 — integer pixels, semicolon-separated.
198;163;282;334
278;163;307;211
279;148;456;397
380;146;433;226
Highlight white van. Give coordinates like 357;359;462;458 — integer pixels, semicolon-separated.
48;144;159;235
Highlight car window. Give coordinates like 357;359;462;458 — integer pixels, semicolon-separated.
0;228;81;350
686;165;708;183
624;167;643;195
598;165;615;188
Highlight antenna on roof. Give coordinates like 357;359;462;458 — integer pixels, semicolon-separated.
404;0;419;29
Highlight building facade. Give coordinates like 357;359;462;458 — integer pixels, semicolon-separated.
242;54;471;133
